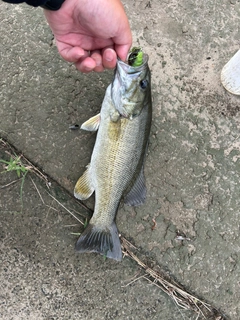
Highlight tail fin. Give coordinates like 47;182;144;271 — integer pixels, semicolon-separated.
75;222;122;261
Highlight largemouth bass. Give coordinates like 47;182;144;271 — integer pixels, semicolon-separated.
74;50;152;261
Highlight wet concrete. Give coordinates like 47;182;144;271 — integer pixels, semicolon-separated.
1;0;240;319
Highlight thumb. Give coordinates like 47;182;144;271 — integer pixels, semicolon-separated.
115;43;132;62
113;23;132;61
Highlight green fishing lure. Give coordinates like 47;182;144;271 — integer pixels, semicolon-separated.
128;47;143;67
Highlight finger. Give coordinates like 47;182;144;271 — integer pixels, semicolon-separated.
75;56;97;73
56;41;88;63
93;64;104;73
90;51;104;73
102;48;117;69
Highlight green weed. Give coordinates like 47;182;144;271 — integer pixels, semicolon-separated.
83;218;88;229
0;156;28;177
70;232;81;236
0;155;30;207
70;218;88;236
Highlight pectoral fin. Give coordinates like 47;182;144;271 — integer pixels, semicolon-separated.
81;113;101;131
124;166;146;206
74;166;94;200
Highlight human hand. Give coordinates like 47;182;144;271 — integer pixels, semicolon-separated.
44;0;132;73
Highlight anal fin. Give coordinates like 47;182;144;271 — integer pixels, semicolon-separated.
74;166;94;200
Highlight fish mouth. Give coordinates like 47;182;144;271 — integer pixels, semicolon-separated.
117;54;149;74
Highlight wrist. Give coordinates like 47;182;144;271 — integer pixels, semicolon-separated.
41;0;65;10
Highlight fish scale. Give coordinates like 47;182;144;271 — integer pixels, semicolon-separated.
74;51;152;261
93;98;149;219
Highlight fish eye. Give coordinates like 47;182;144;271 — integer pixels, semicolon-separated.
139;79;148;90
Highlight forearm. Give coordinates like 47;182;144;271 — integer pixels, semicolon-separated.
2;0;65;10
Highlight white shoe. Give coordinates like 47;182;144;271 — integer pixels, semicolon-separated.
221;49;240;95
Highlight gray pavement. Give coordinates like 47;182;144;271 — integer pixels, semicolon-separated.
1;0;240;319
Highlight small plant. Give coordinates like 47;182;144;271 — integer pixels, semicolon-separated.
70;218;89;236
0;156;29;177
0;155;30;207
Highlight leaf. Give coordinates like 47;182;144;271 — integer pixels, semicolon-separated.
16;169;21;178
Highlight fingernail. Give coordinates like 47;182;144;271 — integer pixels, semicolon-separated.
105;51;114;62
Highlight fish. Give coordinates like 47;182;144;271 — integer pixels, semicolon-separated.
74;49;152;261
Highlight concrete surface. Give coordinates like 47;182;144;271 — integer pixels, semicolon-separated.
1;0;240;319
